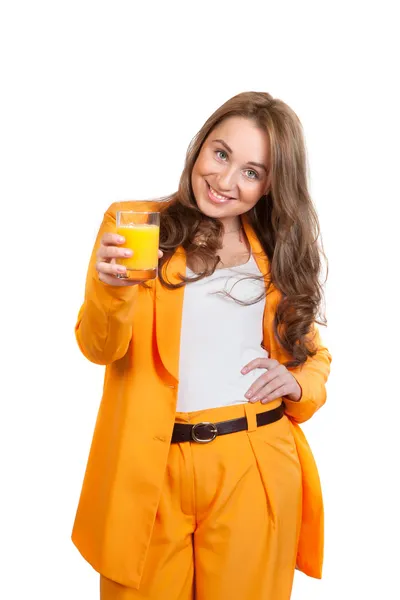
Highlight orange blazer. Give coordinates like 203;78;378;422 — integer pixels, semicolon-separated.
71;200;332;589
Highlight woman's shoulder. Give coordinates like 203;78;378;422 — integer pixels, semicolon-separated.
104;199;170;219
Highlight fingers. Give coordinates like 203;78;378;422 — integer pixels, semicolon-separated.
101;233;126;246
245;369;300;404
97;246;133;262
241;355;275;374
98;236;163;263
97;233;131;265
96;232;163;284
245;364;285;401
259;385;289;404
98;247;163;262
248;378;289;404
96;261;127;278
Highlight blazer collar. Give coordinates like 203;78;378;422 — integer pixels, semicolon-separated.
155;248;186;384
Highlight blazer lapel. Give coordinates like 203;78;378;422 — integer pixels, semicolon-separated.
155;247;186;383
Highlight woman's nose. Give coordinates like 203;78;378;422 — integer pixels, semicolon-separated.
217;167;237;192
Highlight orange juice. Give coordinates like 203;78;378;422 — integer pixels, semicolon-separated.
116;224;160;270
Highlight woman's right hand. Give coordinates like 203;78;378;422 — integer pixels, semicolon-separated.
96;233;163;287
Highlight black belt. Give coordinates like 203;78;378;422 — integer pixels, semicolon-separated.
171;402;285;444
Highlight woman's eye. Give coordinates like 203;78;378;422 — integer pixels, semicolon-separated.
216;150;228;160
214;150;258;180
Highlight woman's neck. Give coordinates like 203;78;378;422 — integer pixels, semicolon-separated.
219;216;241;233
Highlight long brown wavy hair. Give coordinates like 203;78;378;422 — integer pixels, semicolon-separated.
155;91;327;368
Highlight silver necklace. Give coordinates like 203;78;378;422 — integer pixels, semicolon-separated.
224;227;244;244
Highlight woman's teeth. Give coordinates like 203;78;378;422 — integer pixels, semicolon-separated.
207;183;232;203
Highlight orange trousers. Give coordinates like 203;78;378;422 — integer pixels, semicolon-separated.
100;401;302;600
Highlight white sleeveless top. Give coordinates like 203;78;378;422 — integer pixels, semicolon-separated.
176;254;270;412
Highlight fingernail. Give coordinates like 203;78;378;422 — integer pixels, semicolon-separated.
124;250;132;256
118;236;125;243
241;367;248;374
252;396;259;402
117;266;126;273
245;392;252;399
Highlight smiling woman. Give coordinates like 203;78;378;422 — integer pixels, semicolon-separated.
72;90;332;600
192;119;270;215
159;93;325;368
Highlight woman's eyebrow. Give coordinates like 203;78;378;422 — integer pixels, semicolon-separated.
212;138;267;173
212;138;233;153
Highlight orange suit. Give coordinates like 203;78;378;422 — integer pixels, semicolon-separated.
71;200;332;595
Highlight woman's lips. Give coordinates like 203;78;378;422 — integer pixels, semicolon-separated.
206;181;235;204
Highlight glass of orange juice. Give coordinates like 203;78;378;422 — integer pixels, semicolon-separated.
116;210;160;281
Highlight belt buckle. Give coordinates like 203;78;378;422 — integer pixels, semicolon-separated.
191;422;218;444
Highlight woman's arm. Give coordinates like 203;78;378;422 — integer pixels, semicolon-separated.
263;288;332;424
284;326;332;423
75;203;141;365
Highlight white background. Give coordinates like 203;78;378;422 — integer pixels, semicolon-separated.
1;1;399;598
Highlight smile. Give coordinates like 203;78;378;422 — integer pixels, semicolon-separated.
206;182;235;204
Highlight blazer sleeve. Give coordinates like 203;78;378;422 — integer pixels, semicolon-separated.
74;202;145;365
263;287;332;424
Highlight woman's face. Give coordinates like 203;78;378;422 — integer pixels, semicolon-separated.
191;116;270;222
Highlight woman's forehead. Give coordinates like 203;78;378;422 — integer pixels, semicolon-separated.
208;116;270;164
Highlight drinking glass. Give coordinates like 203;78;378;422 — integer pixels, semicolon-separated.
116;210;160;281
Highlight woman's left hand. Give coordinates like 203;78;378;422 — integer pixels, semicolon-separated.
242;356;302;404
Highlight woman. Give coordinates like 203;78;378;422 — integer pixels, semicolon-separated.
72;91;332;599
